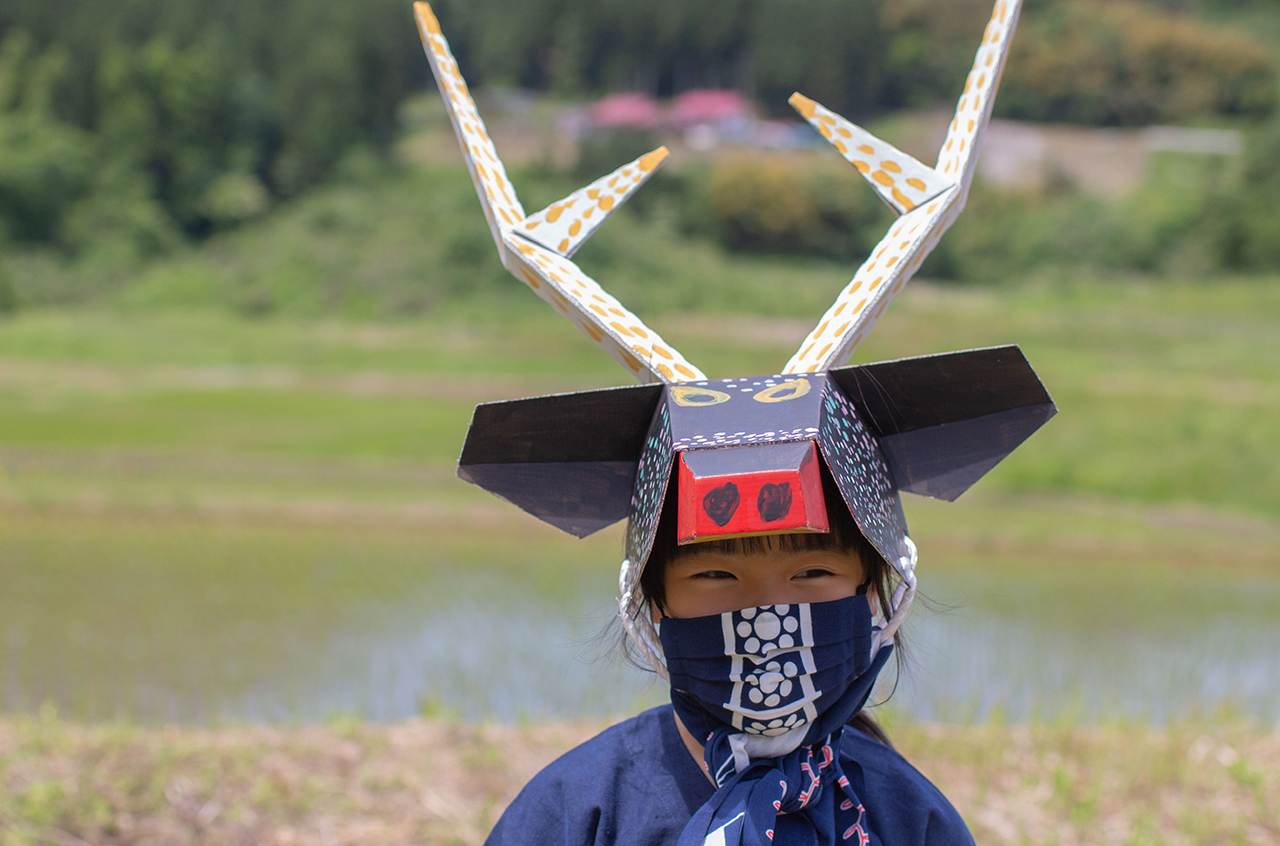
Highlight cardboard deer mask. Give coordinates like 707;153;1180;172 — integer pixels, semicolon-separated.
414;0;1053;671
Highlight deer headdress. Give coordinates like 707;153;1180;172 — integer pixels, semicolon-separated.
414;0;1054;676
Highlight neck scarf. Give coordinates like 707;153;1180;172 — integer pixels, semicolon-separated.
660;596;892;846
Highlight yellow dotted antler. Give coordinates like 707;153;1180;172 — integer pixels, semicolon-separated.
936;0;1021;191
414;3;704;385
783;0;1023;375
518;148;670;259
414;3;524;244
790;94;952;215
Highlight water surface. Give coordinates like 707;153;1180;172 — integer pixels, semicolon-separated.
2;511;1277;725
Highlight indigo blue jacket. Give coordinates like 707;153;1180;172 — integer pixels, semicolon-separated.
485;705;974;846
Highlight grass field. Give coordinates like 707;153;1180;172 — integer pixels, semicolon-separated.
1;274;1277;520
1;712;1276;846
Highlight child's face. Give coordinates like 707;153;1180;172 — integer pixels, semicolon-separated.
660;546;867;619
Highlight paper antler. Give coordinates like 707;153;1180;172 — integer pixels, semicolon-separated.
784;0;1023;375
413;3;705;384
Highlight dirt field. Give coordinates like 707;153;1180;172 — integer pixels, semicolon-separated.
1;713;1276;846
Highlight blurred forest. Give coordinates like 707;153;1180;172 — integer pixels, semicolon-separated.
0;0;1279;314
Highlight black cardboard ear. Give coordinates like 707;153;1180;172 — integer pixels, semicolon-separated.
457;384;664;537
830;345;1057;501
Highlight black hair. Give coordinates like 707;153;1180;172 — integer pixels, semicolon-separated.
634;465;903;747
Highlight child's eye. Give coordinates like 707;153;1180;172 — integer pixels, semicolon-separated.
793;569;834;579
691;570;737;581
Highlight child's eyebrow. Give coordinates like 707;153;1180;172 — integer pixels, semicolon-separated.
669;555;739;572
669;556;722;569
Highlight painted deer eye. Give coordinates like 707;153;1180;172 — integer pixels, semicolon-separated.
753;378;811;404
671;385;732;407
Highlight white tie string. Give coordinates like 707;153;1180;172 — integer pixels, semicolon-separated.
618;558;669;680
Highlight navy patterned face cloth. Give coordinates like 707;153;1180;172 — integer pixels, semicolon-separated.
661;595;893;846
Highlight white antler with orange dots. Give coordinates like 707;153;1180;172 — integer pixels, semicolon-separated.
789;93;953;216
519;148;670;259
783;0;1022;375
414;3;705;384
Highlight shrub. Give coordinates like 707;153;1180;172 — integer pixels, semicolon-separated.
0;111;93;242
1208;118;1280;270
703;153;892;261
1000;0;1276;126
0;260;16;312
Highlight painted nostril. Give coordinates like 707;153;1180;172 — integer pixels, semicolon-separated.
703;483;740;527
757;482;793;522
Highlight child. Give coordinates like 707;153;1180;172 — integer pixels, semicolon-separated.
485;477;974;845
413;1;1054;843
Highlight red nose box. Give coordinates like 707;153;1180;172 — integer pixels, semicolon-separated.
677;440;829;544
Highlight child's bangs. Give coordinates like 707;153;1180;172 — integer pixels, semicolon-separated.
676;524;852;559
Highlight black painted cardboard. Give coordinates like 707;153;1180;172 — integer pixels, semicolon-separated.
457;345;1056;568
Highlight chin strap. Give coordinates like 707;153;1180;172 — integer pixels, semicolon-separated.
872;536;917;658
618;558;669;680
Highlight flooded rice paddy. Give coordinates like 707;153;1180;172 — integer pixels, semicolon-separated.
2;504;1277;726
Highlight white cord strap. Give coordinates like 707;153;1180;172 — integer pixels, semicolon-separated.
873;535;918;656
617;558;669;680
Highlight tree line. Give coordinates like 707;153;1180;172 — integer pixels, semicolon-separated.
0;0;1273;261
428;0;1274;123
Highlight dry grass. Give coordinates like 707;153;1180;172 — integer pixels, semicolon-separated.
1;714;1276;846
0;714;596;846
889;718;1280;846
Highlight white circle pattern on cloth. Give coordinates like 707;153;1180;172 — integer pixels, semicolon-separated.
722;604;818;737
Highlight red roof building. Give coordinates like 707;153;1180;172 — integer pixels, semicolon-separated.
590;93;661;129
670;89;755;127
